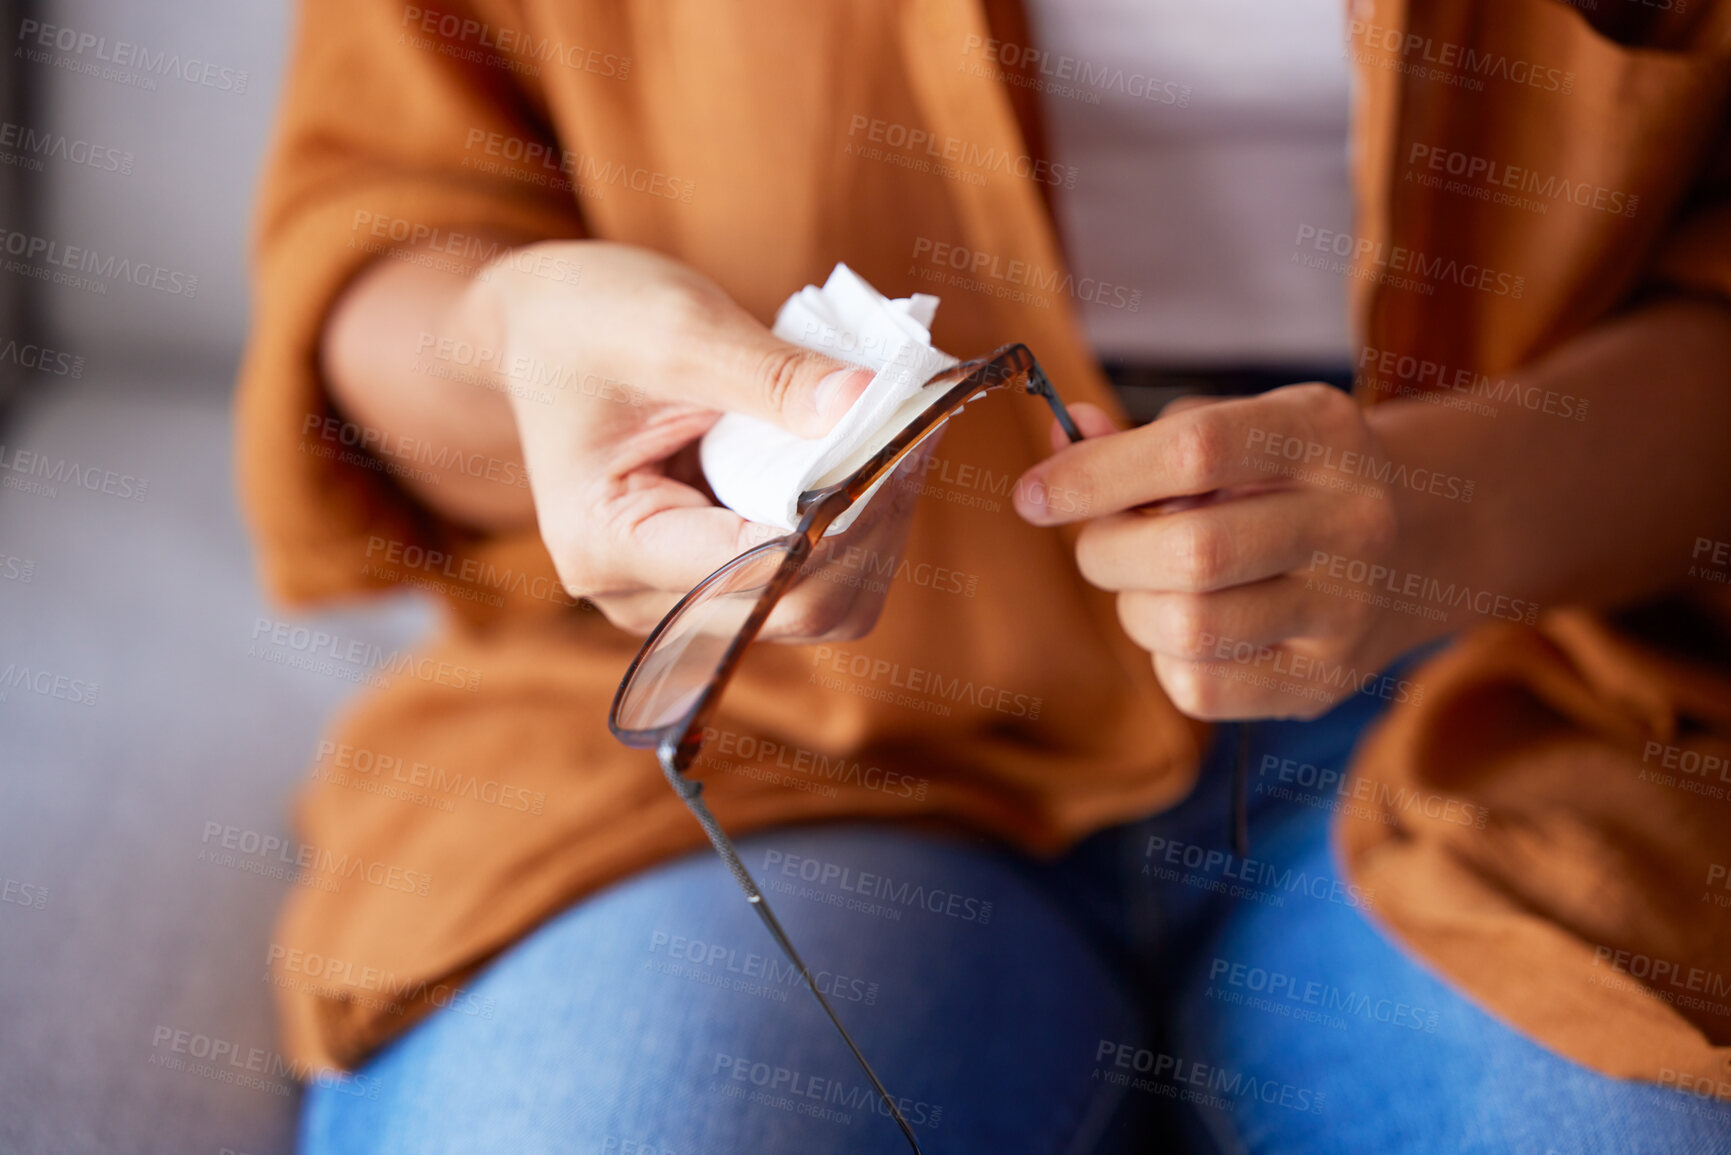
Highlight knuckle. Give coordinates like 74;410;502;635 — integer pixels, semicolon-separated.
1171;519;1227;589
752;344;810;419
553;556;598;600
775;599;830;640
1167;416;1226;491
1157;656;1222;719
1164;595;1212;658
1294;382;1358;441
1307;587;1359;637
1115;591;1159;652
542;527;597;598
1353;500;1399;561
594;600;652;634
1292;380;1345;409
1073;520;1121;588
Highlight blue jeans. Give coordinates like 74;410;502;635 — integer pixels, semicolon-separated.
301;678;1731;1154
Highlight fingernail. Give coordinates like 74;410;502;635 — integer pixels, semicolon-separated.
1015;472;1051;522
813;368;871;427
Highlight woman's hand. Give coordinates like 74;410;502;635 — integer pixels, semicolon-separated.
1013;385;1424;719
437;240;916;637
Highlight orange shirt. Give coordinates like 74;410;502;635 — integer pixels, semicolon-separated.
239;0;1731;1090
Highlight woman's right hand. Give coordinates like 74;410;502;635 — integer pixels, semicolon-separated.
452;240;919;637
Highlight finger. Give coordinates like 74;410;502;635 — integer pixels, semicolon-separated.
1048;401;1120;450
1114;577;1333;661
588;589;683;636
1152;650;1340;722
1015;383;1357;524
557;471;773;598
1075;488;1328;593
666;299;875;439
1159;393;1226;419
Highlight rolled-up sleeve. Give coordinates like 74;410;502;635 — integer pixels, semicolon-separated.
236;0;584;617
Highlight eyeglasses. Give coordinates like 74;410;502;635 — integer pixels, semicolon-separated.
608;343;1254;1151
608;344;1077;1151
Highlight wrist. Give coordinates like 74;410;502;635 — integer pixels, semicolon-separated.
1358;400;1486;665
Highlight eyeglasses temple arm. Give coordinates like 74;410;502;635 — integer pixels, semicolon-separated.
660;760;926;1154
1018;359;1254;856
1023;363;1085;445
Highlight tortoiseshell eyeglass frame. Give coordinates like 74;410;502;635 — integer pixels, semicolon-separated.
609;341;1252;1153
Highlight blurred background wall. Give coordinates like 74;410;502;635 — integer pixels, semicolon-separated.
0;4;434;1152
34;0;288;365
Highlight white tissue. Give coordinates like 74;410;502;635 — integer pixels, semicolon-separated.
700;264;961;535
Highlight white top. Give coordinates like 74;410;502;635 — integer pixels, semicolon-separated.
1022;0;1355;365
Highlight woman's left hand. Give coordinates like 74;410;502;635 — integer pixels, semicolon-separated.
1014;383;1425;719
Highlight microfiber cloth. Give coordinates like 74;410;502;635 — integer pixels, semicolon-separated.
700;263;961;535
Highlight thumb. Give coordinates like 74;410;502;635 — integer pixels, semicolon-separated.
1048;401;1121;450
702;324;875;439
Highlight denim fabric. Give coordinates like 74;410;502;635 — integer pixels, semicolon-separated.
303;669;1731;1154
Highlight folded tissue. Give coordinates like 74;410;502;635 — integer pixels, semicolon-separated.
699;264;961;535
